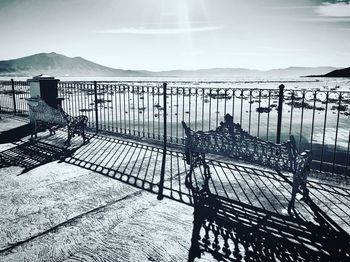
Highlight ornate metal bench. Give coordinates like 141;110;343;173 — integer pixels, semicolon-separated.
28;99;89;146
182;114;313;260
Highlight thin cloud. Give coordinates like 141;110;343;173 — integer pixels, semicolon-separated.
95;26;223;35
316;2;350;17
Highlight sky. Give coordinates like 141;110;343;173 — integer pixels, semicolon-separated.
0;0;349;71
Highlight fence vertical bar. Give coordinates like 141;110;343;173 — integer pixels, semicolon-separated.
310;91;317;152
276;84;284;144
11;79;16;116
346;130;350;176
94;81;99;134
248;90;252;134
299;91;305;149
320;92;329;173
157;82;167;200
289;91;294;136
266;91;271;141
331;92;342;175
257;90;261;137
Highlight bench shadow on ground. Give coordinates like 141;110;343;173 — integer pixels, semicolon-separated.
188;195;350;262
1;129;349;261
187;159;350;261
0;131;91;175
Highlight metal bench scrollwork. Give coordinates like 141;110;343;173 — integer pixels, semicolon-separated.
182;113;312;211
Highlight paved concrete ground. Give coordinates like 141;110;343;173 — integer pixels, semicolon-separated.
0;159;217;262
40;130;350;233
0;115;28;133
0;116;349;261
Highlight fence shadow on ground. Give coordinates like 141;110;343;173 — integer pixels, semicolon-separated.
63;134;192;202
1;130;348;262
56;131;349;224
58;133;350;261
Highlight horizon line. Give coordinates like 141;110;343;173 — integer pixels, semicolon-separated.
0;52;345;72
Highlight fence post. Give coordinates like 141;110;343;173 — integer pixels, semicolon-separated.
11;79;17;116
276;84;285;144
157;82;167;200
94;81;99;134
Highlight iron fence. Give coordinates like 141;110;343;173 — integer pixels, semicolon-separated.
0;80;30;116
0;80;349;176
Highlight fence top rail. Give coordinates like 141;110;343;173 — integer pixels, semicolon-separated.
58;81;165;88
4;79;320;83
59;81;350;93
61;82;350;94
1;80;350;94
12;80;30;84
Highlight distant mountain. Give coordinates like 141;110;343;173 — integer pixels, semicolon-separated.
151;68;261;77
267;66;338;77
0;52;146;77
152;66;338;78
0;52;340;78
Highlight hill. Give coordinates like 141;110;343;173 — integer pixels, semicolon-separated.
306;67;350;78
267;66;338;77
323;67;350;77
0;52;145;77
153;66;338;78
0;52;339;78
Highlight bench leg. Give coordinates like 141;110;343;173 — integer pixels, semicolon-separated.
81;127;89;144
30;133;37;140
65;127;72;146
31;120;38;139
288;187;297;213
289;172;309;213
82;133;87;143
188;203;206;262
188;215;203;262
300;173;309;199
65;137;71;147
49;127;55;136
288;174;299;213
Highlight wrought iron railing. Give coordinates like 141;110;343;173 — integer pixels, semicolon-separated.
1;80;349;176
0;80;30;116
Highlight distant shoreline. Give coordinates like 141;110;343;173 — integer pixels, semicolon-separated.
306;75;350;78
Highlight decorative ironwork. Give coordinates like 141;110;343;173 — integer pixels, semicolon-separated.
182;113;312;211
28;99;89;146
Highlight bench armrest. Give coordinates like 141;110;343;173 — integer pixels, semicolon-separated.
182;121;192;165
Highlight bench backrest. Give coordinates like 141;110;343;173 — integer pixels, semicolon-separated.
28;99;67;126
182;114;303;173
